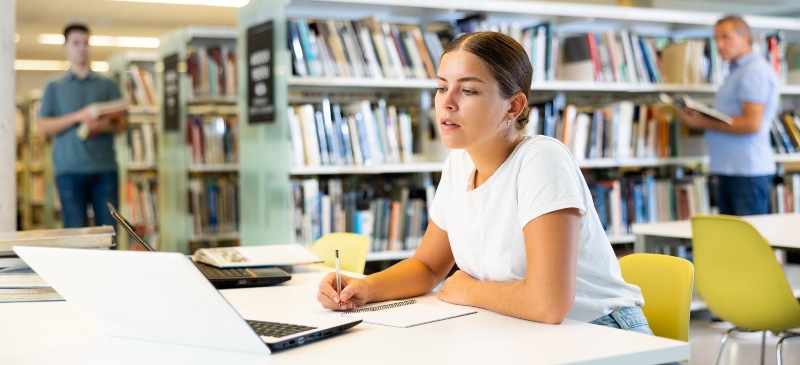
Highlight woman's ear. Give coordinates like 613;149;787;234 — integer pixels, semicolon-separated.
506;92;527;121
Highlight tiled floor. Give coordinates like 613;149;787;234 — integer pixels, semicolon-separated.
688;312;800;365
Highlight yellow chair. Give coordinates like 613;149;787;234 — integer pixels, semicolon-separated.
309;232;370;275
618;253;694;342
691;215;800;365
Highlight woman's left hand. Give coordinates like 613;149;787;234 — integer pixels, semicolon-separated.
436;270;477;305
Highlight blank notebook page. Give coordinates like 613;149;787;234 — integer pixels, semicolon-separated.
342;299;476;328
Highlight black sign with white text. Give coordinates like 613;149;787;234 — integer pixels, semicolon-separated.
246;20;275;123
163;53;180;131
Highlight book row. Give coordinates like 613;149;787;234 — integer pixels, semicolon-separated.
527;98;685;160
287;15;800;85
291;177;435;253
188;176;239;236
122;177;159;250
289;99;417;167
127;122;157;166
187;114;239;165
186;45;238;99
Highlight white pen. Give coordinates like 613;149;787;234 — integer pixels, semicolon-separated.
335;249;342;308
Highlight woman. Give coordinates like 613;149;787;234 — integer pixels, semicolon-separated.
317;31;651;333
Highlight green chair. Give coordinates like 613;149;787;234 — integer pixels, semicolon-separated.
691;215;800;365
309;232;370;275
619;253;694;343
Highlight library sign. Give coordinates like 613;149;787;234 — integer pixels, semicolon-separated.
247;20;275;123
163;53;180;131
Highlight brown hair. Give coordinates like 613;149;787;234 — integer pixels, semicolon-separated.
442;32;532;130
716;15;751;43
63;23;90;42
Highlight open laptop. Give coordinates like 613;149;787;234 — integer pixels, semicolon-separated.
14;245;361;354
107;202;290;289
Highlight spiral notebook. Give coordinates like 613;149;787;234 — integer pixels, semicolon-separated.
341;299;476;328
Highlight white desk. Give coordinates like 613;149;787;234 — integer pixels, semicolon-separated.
0;266;689;365
631;213;800;253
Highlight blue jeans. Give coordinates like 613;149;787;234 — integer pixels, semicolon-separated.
56;172;119;228
715;175;772;216
590;306;654;335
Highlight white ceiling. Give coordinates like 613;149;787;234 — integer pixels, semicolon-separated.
16;0;238;62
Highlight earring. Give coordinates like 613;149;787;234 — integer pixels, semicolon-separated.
506;120;511;126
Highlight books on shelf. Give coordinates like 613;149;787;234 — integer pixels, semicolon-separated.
186;45;238;98
192;243;322;268
0;226;116;256
187;114;239;165
658;93;732;125
189;176;239;236
289;98;417;168
127;64;157;107
291;177;433;252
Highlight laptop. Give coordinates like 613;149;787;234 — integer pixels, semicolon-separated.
14;245;361;354
107;203;291;289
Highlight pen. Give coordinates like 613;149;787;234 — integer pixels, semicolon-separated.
335;249;342;308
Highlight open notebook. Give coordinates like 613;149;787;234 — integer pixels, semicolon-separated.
342;299;476;328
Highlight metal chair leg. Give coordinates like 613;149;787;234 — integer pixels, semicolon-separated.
713;327;737;365
760;331;766;365
777;331;800;365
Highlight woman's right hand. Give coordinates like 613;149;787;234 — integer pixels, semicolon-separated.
317;272;370;311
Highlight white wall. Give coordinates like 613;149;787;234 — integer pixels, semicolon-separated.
1;0;17;231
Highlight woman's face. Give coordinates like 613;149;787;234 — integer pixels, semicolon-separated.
434;50;513;151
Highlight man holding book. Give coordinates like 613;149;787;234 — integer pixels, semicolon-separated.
37;23;129;228
679;15;778;216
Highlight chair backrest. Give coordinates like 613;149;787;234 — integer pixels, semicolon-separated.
619;253;694;342
309;232;370;275
691;215;800;333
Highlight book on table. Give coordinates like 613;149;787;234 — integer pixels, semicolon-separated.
658;93;733;125
192;243;322;268
0;225;116;256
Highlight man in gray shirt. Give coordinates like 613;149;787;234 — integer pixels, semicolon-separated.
37;23;128;228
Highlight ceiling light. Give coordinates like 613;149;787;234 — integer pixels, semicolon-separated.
38;34;160;48
113;0;248;7
14;60;68;71
14;59;110;72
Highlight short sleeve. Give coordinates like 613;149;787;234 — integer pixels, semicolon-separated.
517;139;587;228
428;155;453;231
38;82;57;118
107;79;123;101
735;65;774;104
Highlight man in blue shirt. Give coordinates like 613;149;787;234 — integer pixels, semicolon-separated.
680;15;778;216
37;24;129;228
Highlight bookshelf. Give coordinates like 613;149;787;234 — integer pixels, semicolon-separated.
157;27;241;253
234;0;800;260
107;51;161;250
18;98;61;231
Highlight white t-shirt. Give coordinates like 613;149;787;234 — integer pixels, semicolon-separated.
429;135;643;322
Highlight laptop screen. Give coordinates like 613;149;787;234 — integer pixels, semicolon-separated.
107;202;156;252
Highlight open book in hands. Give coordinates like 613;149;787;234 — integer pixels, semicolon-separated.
658;93;733;125
77;99;128;140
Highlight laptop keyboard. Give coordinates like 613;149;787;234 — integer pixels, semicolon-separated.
247;320;317;338
196;264;249;278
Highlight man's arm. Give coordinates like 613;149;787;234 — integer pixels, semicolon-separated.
680;101;765;135
37;107;94;137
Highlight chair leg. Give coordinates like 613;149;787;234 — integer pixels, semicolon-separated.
713;328;738;365
777;332;800;365
760;331;766;365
